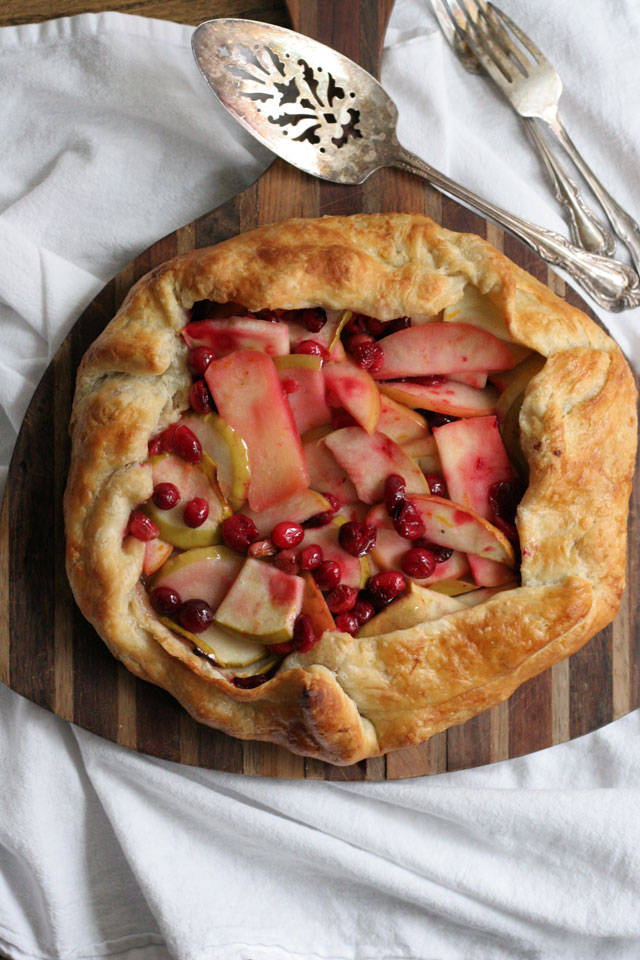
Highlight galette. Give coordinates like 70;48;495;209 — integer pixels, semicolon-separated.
64;214;637;765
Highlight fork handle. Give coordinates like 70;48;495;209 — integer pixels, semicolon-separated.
393;146;640;312
549;115;640;274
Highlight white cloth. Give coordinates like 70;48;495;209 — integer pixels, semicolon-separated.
1;4;639;958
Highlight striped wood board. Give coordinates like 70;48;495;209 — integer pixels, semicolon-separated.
1;0;638;779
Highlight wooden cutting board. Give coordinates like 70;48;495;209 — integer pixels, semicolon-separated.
1;0;638;781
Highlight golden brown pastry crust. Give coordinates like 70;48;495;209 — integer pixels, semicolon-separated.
64;213;637;764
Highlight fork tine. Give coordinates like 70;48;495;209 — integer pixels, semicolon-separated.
488;2;545;64
479;2;532;76
455;0;519;85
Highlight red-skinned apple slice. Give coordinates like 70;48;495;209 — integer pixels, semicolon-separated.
323;357;381;434
303;437;358;504
182;317;289;358
274;356;332;436
243;489;331;538
379;379;499;418
366;503;469;585
411;495;515;565
373;322;514;380
378;395;430;445
205;351;309;511
324;427;430;504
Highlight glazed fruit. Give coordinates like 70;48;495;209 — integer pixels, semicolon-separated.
222;514;259;552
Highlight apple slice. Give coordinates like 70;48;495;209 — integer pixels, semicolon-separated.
182;317;289;359
357;581;465;637
274;356;332;436
300;520;369;588
373;322;514;380
206;351;309;511
491;351;545;396
401;434;438;461
142;538;173;576
378;395;430;445
285;308;346;352
411;494;515;565
152;544;244;610
215;557;304;644
452;582;518;608
303;436;358;504
324;427;429;504
323;357;381;434
427;578;481;597
242;489;331;538
442;285;531;362
379;379;499;418
366;503;469;585
300;572;336;638
450;371;488;389
162;616;268;667
182;412;250;512
144;454;229;549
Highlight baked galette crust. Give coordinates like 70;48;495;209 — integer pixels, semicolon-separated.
64;214;637;765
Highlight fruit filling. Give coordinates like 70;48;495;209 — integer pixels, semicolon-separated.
126;295;542;684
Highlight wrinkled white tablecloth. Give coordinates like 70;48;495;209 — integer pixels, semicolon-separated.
1;3;639;958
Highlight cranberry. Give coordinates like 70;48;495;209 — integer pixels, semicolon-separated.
393;499;426;540
367;570;407;607
415;539;453;563
221;514;259;552
489;480;524;525
384;316;411;336
128;510;159;541
302;307;327;332
172;424;202;463
292;613;317;652
299;543;323;570
294;339;329;362
148;435;163;456
248;539;277;559
384;474;406;514
430;413;459;428
187;346;216;377
152;482;180;511
364;316;387;338
401;547;436;579
342;314;368;338
425;474;447;498
184;497;209;528
304;494;340;528
331;408;359;429
271;521;305;549
157;423;179;453
189;379;213;415
334;612;359;636
313;560;341;591
338;521;377;557
178;598;214;634
414;375;449;387
346;331;374;352
325;584;358;613
352;597;375;625
150;586;182;617
350;340;384;374
271;548;300;575
233;674;271;689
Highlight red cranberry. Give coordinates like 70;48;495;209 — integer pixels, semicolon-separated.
272;548;300;574
414;375;449;387
304;493;340;528
338;521;377;557
302;307;327;332
335;612;359;635
299;543;323;570
294;339;329;362
415;539;453;563
342;313;368;338
221;514;259;552
271;521;305;549
313;560;341;591
233;674;271;688
350;340;384;374
189;379;213;415
346;331;374;351
292;613;317;652
430;413;459;428
172;424;202;463
393;499;426;540
384;474;406;514
424;474;447;497
367;570;407;607
152;482;180;510
178;598;214;634
269;640;296;655
150;586;182;617
364;316;387;338
384;316;411;336
331;408;359;429
128;510;159;541
489;480;524;525
148;435;163;456
401;547;436;579
352;597;375;625
187;346;215;377
157;423;179;453
184;497;209;528
325;584;358;613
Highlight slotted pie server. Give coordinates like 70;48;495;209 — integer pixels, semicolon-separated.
192;18;640;312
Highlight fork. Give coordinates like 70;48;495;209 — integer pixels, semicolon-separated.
442;0;640;276
430;0;615;256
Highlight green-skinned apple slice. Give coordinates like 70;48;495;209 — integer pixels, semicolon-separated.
182;317;289;358
215;557;304;644
243;489;331;538
182;412;250;512
379;379;499;418
357;581;465;637
143;453;229;549
205;350;309;511
142;538;173;576
411;495;515;565
161;616;268;667
442;285;531;362
303;437;358;504
324;427;429;504
374;322;514;380
224;653;280;680
152;544;244;610
323;357;381;434
300;519;370;588
274;356;332;436
378;395;430;445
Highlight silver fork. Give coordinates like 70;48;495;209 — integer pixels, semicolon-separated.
430;0;615;256
442;0;640;276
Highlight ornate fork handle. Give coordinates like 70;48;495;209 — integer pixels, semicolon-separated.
393;146;640;312
548;116;640;275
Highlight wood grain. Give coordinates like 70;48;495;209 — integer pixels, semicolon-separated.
0;0;289;29
1;0;638;779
